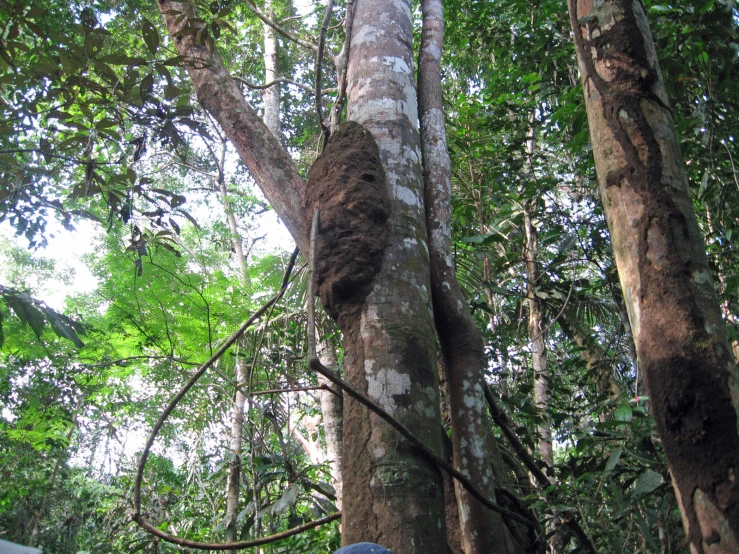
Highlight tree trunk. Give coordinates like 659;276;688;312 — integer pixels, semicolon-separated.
224;356;248;542
523;203;553;470
317;338;344;511
262;0;281;141
330;0;447;549
568;1;739;551
418;0;522;552
215;140;250;541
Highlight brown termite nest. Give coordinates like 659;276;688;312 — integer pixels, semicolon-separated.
304;121;391;321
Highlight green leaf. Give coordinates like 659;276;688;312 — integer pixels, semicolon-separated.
604;446;622;473
631;470;664;498
97;54;148;66
45;310;85;348
614;404;633;423
142;19;160;54
6;293;46;340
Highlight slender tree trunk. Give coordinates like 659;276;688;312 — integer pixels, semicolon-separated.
522;198;560;553
262;0;281;142
224;356;248;542
316;339;344;511
523;203;552;470
216;142;250;541
418;0;524;552
568;2;739;551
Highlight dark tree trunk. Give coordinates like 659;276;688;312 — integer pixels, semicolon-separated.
568;1;739;551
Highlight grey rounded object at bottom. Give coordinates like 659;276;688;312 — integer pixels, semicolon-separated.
333;543;393;554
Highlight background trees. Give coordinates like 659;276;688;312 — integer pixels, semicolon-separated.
0;0;737;552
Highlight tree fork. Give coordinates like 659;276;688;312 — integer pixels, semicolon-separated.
568;1;739;551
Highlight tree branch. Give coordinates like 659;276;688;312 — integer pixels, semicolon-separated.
233;75;316;94
243;0;319;52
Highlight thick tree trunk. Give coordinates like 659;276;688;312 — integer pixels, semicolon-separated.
568;1;739;551
418;0;521;552
332;0;447;549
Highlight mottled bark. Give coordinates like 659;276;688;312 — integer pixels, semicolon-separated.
338;0;447;549
569;1;739;551
224;356;248;542
418;0;520;552
216;139;250;541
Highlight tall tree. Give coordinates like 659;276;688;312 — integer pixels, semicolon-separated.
568;1;739;550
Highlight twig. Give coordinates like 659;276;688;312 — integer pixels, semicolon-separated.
0;148;120;165
132;249;328;551
315;0;335;143
244;0;318;52
307;357;536;528
233;75;316;94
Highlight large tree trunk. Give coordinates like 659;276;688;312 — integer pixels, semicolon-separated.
568;1;739;551
330;0;447;549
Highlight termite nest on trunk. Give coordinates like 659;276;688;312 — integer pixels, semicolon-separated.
304;121;391;321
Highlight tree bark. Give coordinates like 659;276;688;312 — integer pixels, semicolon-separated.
336;0;448;549
418;0;521;552
317;338;344;511
568;1;739;551
158;1;309;252
523;203;553;470
224;356;248;542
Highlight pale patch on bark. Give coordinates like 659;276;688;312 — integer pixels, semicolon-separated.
693;487;739;553
395;185;421;207
367;368;411;414
382;55;412;74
